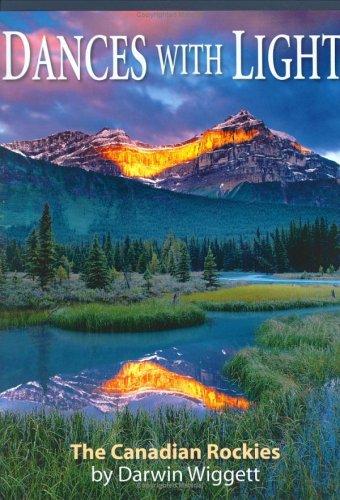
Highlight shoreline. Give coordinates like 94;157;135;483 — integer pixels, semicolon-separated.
273;272;340;281
0;310;338;498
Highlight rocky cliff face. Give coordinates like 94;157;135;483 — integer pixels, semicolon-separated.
6;128;138;176
4;110;339;197
152;110;339;196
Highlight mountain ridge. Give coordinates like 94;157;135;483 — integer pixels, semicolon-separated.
1;146;338;243
4;109;339;197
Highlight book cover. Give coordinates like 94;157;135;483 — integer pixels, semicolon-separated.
0;1;339;498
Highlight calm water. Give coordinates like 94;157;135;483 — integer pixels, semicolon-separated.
220;272;340;286
0;305;338;415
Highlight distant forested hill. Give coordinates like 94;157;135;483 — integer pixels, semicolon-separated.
225;180;340;207
1;146;338;242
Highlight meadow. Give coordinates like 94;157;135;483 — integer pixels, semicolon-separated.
184;284;340;311
49;300;205;332
0;311;338;499
1;281;339;331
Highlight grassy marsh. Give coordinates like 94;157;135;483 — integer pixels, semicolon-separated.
49;300;205;332
225;312;339;402
0;312;339;498
0;309;50;330
184;284;340;311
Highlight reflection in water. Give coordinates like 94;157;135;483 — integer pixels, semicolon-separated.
28;326;51;393
1;307;337;414
101;361;250;411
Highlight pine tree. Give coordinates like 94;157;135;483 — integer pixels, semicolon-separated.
327;264;335;275
143;268;153;291
72;245;82;273
114;242;122;271
176;242;191;282
122;236;132;271
104;232;115;268
273;229;288;273
328;223;339;269
60;255;72;279
167;249;177;276
189;237;201;271
84;236;110;289
25;228;40;280
127;246;138;272
137;250;149;273
110;267;119;282
37;204;55;288
203;247;220;288
162;232;179;274
9;241;24;272
149;252;160;274
0;250;7;282
56;265;67;284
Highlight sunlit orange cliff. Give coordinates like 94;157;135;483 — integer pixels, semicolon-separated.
98;110;311;178
6;109;321;194
100;361;250;411
99;128;261;178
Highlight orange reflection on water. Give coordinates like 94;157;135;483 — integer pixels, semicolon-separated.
100;361;250;411
99;128;260;178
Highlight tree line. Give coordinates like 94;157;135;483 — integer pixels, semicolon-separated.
0;204;219;289
0;203;339;289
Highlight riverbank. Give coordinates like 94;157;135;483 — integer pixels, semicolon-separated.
0;273;206;311
1;282;339;331
0;309;50;330
0;311;338;499
224;312;339;403
274;271;340;281
0;300;205;333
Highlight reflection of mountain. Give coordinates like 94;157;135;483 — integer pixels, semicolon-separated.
0;358;247;414
28;327;51;392
100;361;250;411
5;110;339;199
1;145;338;242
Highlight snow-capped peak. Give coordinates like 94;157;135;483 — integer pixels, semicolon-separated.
270;129;296;142
212;109;262;130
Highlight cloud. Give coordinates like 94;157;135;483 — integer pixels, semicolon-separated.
323;150;340;165
0;10;339;154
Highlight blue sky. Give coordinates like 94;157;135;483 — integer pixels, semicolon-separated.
0;10;339;162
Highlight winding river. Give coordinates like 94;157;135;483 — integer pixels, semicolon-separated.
1;298;338;416
220;271;340;286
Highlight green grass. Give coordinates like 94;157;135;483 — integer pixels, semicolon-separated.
184;284;340;311
0;312;338;498
257;314;339;349
49;300;205;332
0;387;338;499
225;312;340;403
0;309;50;330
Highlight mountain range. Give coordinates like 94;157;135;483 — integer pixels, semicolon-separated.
5;109;339;199
0;144;339;242
1;109;339;241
